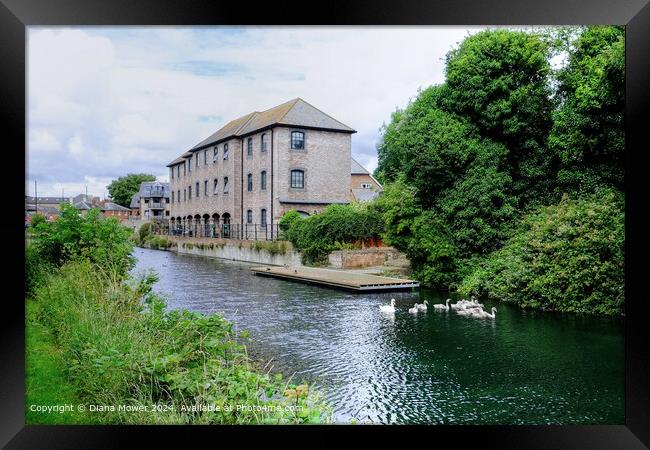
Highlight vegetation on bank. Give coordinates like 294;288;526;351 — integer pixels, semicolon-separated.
130;222;173;249
458;190;624;315
278;27;624;316
26;207;329;424
279;204;383;264
370;26;625;316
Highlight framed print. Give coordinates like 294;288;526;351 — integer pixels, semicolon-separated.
2;0;649;447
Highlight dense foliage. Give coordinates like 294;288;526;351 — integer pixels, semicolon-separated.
458;190;624;315
549;26;625;192
30;262;328;424
26;205;328;424
280;203;384;264
107;173;156;207
373;26;624;315
27;203;135;291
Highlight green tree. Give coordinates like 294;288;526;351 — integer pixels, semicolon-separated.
107;173;156;207
444;29;556;203
549;26;624;192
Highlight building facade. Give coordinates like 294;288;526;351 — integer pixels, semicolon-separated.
129;182;171;220
166;98;355;238
350;157;383;202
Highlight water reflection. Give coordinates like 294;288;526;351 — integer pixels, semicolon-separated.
132;247;624;425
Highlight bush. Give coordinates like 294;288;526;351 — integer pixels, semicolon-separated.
282;204;384;265
251;241;288;256
139;222;152;243
459;189;624;315
148;236;172;250
29;203;135;278
30;260;329;424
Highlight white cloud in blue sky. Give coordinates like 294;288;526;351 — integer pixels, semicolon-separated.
27;26;489;197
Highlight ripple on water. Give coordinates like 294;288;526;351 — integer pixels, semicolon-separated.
132;248;625;425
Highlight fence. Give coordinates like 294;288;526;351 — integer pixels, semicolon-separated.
152;222;282;241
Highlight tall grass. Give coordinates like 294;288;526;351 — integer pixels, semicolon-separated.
29;260;329;424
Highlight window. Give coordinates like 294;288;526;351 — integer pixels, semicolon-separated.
195;182;200;198
188;185;192;200
178;190;180;203
223;176;229;194
171;191;175;203
188;156;192;172
290;170;304;188
223;143;229;160
261;133;268;152
247;138;253;157
361;183;372;189
170;167;174;180
204;149;207;165
183;189;186;201
177;165;180;178
247;173;253;191
204;180;208;196
246;210;253;224
213;146;218;163
213;179;218;195
196;154;199;168
260;170;267;190
261;209;267;226
183;163;186;176
291;131;304;149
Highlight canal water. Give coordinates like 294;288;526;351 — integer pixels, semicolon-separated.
132;247;624;425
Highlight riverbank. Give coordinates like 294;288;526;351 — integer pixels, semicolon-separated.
26;259;329;425
132;247;624;424
25;205;329;425
26;300;90;424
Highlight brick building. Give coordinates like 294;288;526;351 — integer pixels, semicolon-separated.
166;98;355;238
350;157;382;202
129;181;171;220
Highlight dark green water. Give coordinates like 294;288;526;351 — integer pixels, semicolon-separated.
133;247;624;425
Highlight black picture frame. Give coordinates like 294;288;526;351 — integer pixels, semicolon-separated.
2;0;648;447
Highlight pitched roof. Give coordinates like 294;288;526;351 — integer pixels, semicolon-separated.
102;202;131;211
73;201;93;210
25;196;70;205
166;152;192;167
129;194;141;208
351;157;369;175
166;98;355;166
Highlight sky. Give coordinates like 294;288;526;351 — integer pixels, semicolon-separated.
26;26;490;197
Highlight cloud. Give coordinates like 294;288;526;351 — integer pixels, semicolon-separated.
27;26;488;196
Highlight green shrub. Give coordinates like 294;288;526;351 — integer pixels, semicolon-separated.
29;203;135;278
251;241;288;256
139;222;152;242
25;244;52;295
282;204;383;264
148;236;172;250
30;260;330;424
459;189;624;315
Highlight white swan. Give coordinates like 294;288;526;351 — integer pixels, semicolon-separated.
433;299;450;311
379;298;396;314
455;308;474;316
470;295;484;308
408;304;419;314
416;300;429;311
450;299;471;310
472;307;497;319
